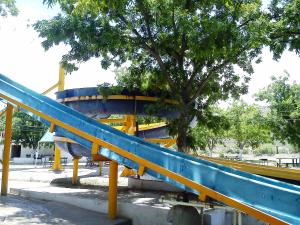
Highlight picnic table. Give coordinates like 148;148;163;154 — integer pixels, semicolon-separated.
276;157;299;168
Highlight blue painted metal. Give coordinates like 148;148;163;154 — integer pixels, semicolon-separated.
1;74;300;224
56;87;170;157
56;87;179;118
55;120;169;158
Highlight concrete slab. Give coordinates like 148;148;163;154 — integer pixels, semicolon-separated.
0;195;131;225
9;181;172;225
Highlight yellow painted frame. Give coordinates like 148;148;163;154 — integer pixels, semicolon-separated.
0;92;289;225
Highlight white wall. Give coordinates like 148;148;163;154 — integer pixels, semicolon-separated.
0;144;73;163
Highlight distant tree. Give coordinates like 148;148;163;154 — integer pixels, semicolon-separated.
268;0;300;59
256;74;300;151
192;107;229;155
34;0;269;152
0;0;18;17
226;101;271;159
0;111;48;150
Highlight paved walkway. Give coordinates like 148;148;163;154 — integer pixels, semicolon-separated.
0;195;131;225
0;163;174;225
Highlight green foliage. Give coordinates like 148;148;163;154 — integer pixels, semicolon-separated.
192;106;229;152
0;111;48;150
254;143;275;155
268;0;300;59
97;83;124;99
256;74;300;150
35;0;269;152
0;0;18;17
226;101;271;151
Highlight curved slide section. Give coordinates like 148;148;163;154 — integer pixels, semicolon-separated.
0;74;300;225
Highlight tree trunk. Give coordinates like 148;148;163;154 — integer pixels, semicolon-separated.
208;140;214;157
176;107;193;153
238;142;245;160
177;125;189;153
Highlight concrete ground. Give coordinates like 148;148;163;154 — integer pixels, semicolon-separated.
0;163;269;225
0;163;174;225
0;195;131;225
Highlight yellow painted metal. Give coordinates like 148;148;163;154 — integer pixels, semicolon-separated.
164;141;176;148
119;115;136;176
51;64;65;171
146;138;177;147
58;64;65;92
0;93;289;225
1;104;13;196
200;155;300;182
49;123;56;133
0;107;7;118
123;115;136;134
72;158;79;185
108;161;118;219
120;167;136;177
52;145;63;171
99;161;103;176
114;122;166;131
138;123;166;131
42;83;59;95
91;142;99;155
98;118;125;124
199;193;207;202
58;95;177;104
137;165;145;176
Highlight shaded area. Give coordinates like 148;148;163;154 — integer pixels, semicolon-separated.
0;195;131;225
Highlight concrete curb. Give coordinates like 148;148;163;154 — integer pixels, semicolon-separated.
10;188;170;225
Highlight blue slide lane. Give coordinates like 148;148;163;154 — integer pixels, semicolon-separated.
0;74;300;224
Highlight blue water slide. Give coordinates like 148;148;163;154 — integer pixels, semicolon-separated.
0;74;300;224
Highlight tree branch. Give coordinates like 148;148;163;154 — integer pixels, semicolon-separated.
118;14;176;90
187;45;250;105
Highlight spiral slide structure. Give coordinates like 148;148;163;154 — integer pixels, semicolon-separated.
0;74;300;225
54;87;176;158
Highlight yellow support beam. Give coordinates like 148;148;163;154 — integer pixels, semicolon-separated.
42;82;59;95
108;161;118;219
72;157;79;185
51;64;65;172
0;93;288;225
49;123;56;133
123;115;136;134
91;142;99;155
199;193;207;202
137;165;145;176
120;167;136;177
52;145;63;171
58;64;65;91
1;104;13;196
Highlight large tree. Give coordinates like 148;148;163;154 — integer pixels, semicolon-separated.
34;0;269;152
268;0;300;59
256;75;300;150
0;111;48;150
226;101;271;159
192;106;229;155
0;0;18;17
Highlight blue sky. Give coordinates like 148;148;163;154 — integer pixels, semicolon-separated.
0;1;299;105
